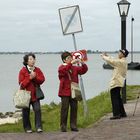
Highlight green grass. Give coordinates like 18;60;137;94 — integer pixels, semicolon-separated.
0;85;140;132
126;85;140;100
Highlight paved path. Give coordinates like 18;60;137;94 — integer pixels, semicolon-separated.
0;100;140;140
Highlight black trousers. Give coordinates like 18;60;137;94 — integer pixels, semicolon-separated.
60;96;78;130
110;87;126;117
22;100;42;131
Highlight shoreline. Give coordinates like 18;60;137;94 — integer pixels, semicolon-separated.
0;51;140;55
0;110;22;125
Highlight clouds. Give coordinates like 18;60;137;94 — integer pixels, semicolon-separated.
0;0;139;52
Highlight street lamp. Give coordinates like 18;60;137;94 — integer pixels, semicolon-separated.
117;0;130;103
117;0;130;17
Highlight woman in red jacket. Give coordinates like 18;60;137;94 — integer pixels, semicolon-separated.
19;53;45;133
58;51;88;132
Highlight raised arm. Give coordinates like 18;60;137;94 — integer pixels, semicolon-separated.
101;54;122;68
77;63;88;75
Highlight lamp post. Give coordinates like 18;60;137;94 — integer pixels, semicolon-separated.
117;0;130;103
131;17;134;63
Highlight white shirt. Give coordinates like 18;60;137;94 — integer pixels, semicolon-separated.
27;65;35;73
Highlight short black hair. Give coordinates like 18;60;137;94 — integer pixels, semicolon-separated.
23;53;36;66
61;51;72;62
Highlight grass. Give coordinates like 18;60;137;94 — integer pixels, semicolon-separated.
0;85;140;132
126;85;140;100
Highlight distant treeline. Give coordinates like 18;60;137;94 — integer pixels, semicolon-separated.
0;52;62;55
0;50;140;55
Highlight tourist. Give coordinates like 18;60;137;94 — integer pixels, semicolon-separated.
18;53;45;133
58;51;88;132
101;49;129;119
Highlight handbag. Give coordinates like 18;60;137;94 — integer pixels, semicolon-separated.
13;88;31;109
68;72;82;101
71;82;82;101
36;86;44;100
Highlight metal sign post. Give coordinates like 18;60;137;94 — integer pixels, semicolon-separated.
72;33;88;117
72;34;77;51
59;5;88;117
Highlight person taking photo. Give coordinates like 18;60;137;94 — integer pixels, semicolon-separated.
101;49;129;120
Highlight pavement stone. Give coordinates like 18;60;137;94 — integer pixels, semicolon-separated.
0;100;140;140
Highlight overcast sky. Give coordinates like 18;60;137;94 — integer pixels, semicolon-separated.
0;0;139;52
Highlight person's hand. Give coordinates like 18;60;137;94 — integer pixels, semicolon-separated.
100;52;108;57
77;59;85;65
104;52;108;56
71;59;85;65
30;71;36;79
71;59;79;64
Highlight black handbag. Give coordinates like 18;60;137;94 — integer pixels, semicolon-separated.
36;86;45;100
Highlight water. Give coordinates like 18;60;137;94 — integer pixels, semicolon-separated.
0;53;140;113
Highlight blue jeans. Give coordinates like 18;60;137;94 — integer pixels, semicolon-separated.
22;100;42;131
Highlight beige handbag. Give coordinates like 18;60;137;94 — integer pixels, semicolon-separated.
13;87;31;109
71;82;82;101
68;73;82;101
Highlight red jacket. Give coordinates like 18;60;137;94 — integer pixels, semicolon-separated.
18;66;45;102
58;63;88;97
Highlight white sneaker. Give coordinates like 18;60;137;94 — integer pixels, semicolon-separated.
26;130;32;133
37;128;43;133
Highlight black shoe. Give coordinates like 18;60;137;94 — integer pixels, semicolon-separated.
71;128;79;132
61;129;67;132
110;116;121;120
121;114;127;118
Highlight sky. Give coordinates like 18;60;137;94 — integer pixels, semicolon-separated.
0;0;140;52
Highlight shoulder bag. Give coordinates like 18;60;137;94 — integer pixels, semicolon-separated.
13;86;31;109
68;73;82;101
36;85;45;100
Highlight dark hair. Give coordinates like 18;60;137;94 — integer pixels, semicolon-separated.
23;53;36;66
61;51;72;62
120;49;129;57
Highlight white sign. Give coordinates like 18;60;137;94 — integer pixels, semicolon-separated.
59;5;83;35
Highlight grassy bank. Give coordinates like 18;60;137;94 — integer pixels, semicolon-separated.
0;85;140;132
